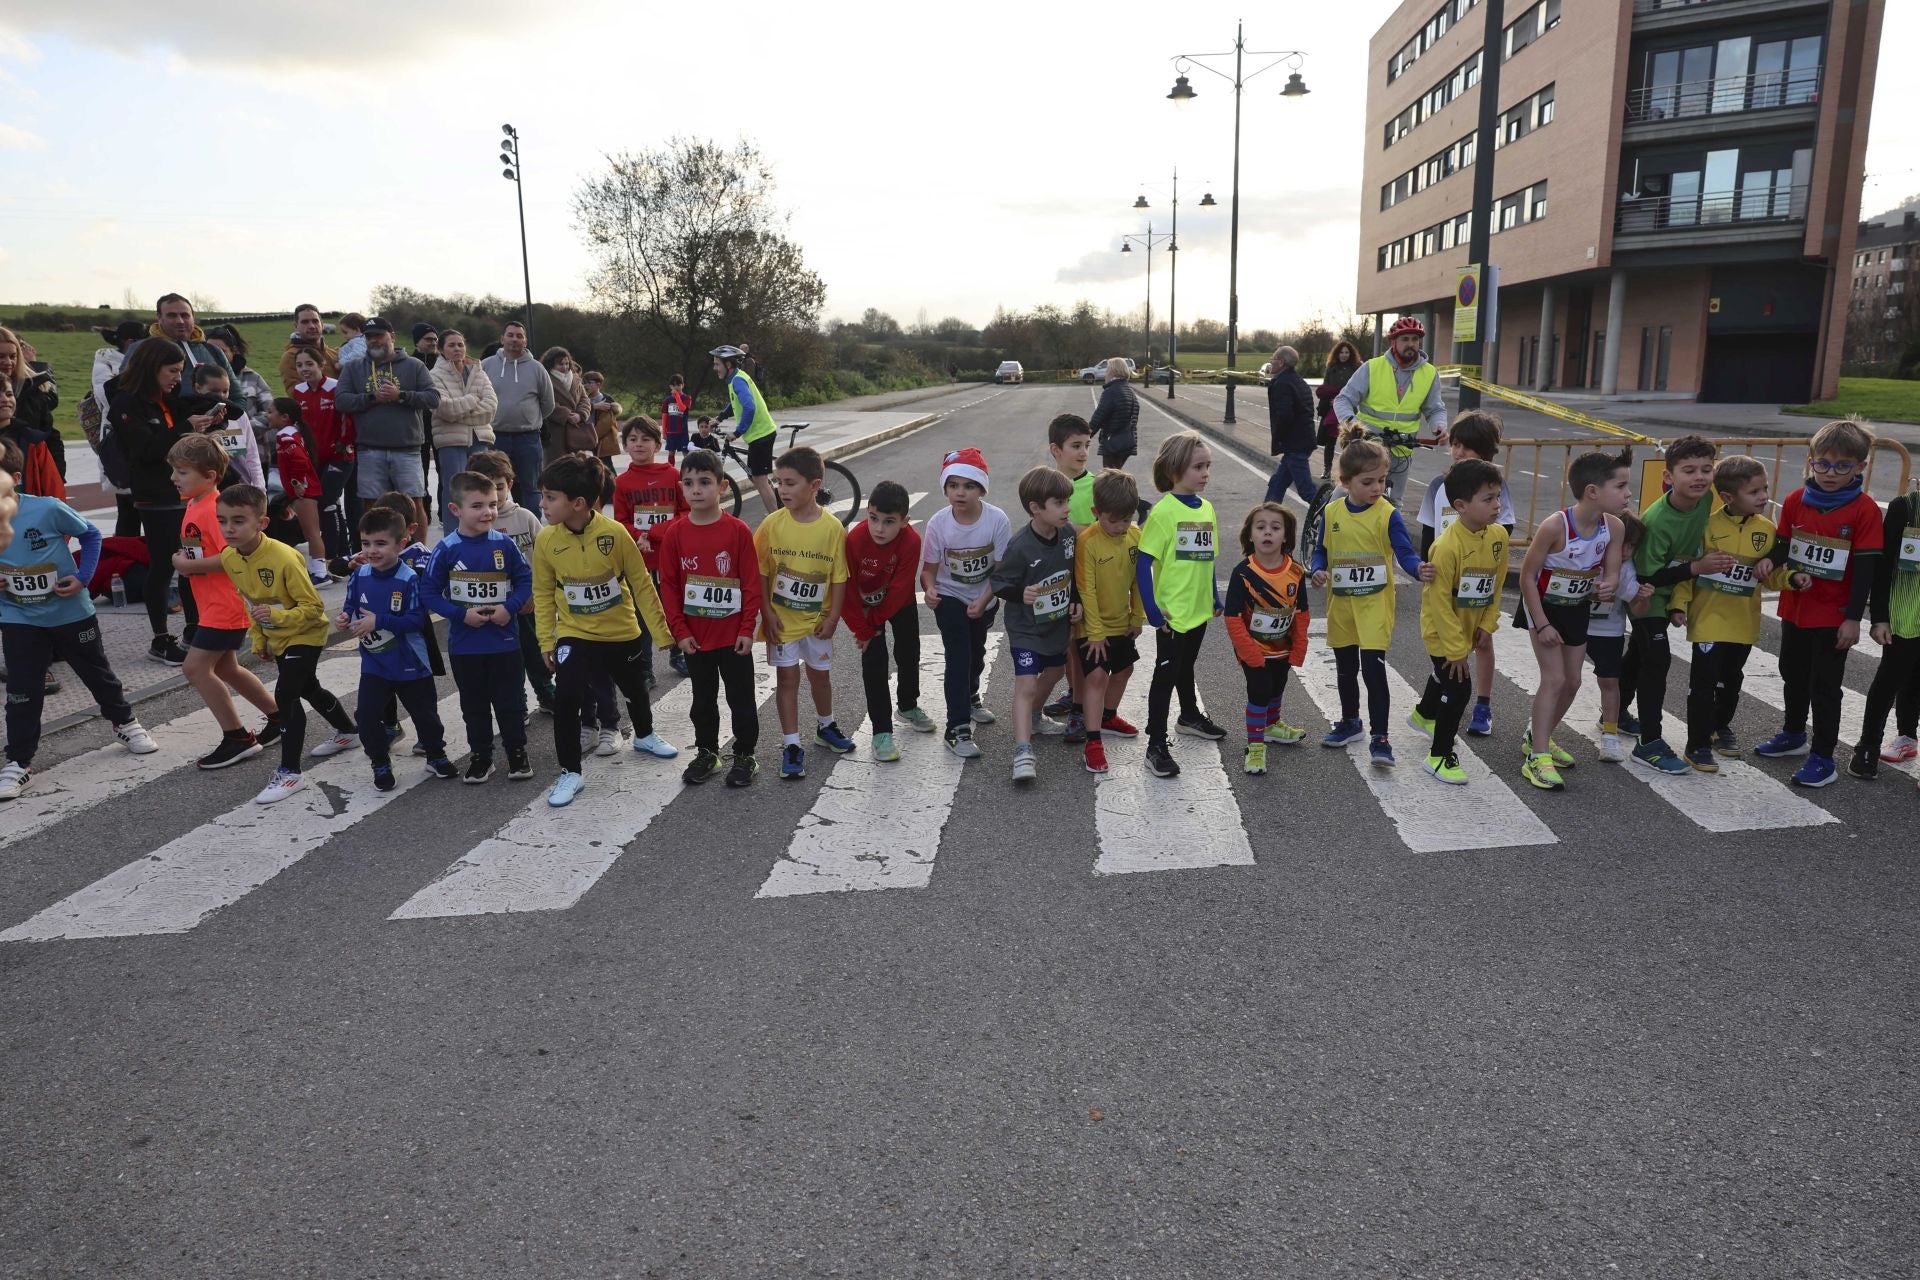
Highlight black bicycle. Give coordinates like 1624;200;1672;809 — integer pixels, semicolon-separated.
691;422;863;527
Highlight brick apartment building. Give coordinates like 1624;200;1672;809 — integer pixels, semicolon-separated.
1356;0;1884;404
1847;207;1917;364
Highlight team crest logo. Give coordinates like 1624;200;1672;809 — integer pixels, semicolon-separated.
1841;525;1853;537
596;535;615;557
493;549;506;570
25;528;47;552
1750;531;1770;553
716;551;732;576
555;643;572;665
390;591;405;613
257;567;275;589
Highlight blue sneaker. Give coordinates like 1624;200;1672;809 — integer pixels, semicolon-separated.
1618;712;1641;737
1321;718;1364;748
1754;730;1810;759
546;770;586;807
372;764;396;793
1369;735;1395;768
1467;703;1493;737
1631;737;1691;775
780;743;807;779
631;732;679;759
1791;753;1837;787
815;721;856;754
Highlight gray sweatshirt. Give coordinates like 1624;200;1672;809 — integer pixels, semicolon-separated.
334;353;439;449
484;352;555;436
990;522;1078;655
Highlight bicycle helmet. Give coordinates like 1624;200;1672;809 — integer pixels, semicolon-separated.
1387;315;1426;340
709;345;745;361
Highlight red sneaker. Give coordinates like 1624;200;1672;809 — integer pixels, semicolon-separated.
1100;713;1139;738
1083;738;1110;774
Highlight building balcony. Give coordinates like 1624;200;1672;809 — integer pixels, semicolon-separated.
1614;184;1807;250
1632;0;1829;35
1623;68;1821;143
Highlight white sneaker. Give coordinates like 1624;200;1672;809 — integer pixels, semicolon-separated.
0;760;31;801
593;727;620;757
307;557;332;581
1031;709;1066;737
1599;732;1627;763
253;767;306;805
310;732;359;759
114;720;159;755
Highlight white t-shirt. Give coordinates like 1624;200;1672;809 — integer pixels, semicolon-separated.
205;410;265;490
1587;558;1640;638
921;502;1013;601
1419;462;1516;535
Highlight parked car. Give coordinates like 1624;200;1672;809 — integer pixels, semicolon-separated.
1149;366;1184;385
994;360;1024;384
1078;357;1136;384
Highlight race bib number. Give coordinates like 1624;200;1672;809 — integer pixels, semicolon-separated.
860;588;886;609
1454;571;1496;609
360;628;397;653
1542;567;1596;607
1174;522;1215;562
448;570;509;605
210;426;249;456
634;507;674;529
684;574;741;618
945;545;993;586
2;562;56;605
1900;528;1920;575
1788;532;1850;582
1248;608;1293;639
1699;561;1758;597
773;567;827;613
1032;570;1072;624
179;536;203;562
1437;506;1460;535
562;575;621;614
1330;553;1388;597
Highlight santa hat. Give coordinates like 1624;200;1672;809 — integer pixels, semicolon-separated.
940;447;990;494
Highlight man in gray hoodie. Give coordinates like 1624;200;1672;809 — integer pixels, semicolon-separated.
335;317;440;526
482;321;554;510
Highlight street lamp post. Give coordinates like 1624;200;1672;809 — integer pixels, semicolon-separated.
1135;171;1217;400
1121;224;1174;371
1167;24;1308;425
499;124;533;341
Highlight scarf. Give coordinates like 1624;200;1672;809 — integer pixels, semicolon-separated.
551;369;574;390
1801;475;1864;512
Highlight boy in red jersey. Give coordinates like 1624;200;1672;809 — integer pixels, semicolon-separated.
846;480;932;762
613;416;691;678
657;448;763;787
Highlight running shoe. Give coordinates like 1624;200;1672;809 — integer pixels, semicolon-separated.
816;721;856;753
945;726;981;759
644;670;657;691
1711;727;1742;758
254;767;306;805
1144;738;1179;778
1424;752;1468;785
1754;730;1810;758
113;720;158;755
1243;742;1267;776
725;753;757;787
1176;712;1228;741
681;748;722;785
1100;712;1140;738
1264;719;1306;745
1881;734;1918;764
147;635;188;666
1321;719;1364;748
372;764;396;793
1083;738;1109;775
1685;747;1719;774
1043;694;1073;719
1520;752;1564;791
1791;753;1837;787
871;732;900;762
1011;742;1037;785
1467;703;1494;737
1030;709;1066;737
425;755;459;780
1522;728;1574;769
668;650;690;677
594;727;621;757
1847;748;1879;781
968;696;996;725
506;749;533;780
0;761;30;801
1369;736;1395;768
780;744;807;779
899;706;936;734
579;726;595;752
465;757;496;785
1599;732;1628;763
310;732;359;759
1406;708;1435;738
547;770;586;807
1063;712;1087;744
1617;712;1641;738
255;717;285;748
1630;737;1690;775
197;732;261;770
633;732;679;759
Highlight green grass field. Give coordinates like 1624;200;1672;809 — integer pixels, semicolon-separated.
1784;376;1920;425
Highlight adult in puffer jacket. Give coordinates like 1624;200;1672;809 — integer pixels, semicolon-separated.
427;329;498;531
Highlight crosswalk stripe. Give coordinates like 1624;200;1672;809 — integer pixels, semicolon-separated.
756;630;999;897
0;653;359;854
1093;661;1254;875
1;686;466;942
1489;626;1837;832
391;667;777;919
1296;622;1558;853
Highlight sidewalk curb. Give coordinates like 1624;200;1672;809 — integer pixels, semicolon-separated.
818;412;940;463
1149;395;1274;476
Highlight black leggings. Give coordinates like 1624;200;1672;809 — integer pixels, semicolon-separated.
114;495;143;539
137;505;198;637
687;646;759;755
1860;633;1920;753
933;595;995;731
860;608;922;735
2;618;133;766
1685;641;1751;753
1415;655;1473;758
1147;623;1206;741
553;635;654;771
1779;622;1848;758
1626;616;1672;742
271;644;354;772
1334;645;1390;736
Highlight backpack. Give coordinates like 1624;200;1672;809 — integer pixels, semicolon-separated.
95;394;133;491
78;389;104;449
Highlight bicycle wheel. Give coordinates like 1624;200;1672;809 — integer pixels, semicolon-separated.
725;473;742;518
1301;481;1335;567
821;461;862;527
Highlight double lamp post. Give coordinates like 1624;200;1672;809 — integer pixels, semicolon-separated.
1123;171;1216;400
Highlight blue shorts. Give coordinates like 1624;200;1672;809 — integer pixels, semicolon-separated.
1011;647;1067;676
189;625;249;652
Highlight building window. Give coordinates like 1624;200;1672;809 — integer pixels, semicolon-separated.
1385;49;1484;150
1503;0;1561;61
1493;84;1555;151
1388;0;1480;84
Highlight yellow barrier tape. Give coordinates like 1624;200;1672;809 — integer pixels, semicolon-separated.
1455;374;1660;446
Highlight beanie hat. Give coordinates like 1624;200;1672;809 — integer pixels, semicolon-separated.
940;447;989;494
411;322;438;344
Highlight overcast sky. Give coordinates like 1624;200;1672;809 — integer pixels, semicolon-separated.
1;1;1915;334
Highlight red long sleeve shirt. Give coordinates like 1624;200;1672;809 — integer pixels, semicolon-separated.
657;513;762;651
614;461;690;570
844;520;921;642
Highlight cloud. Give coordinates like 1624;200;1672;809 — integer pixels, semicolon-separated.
0;30;41;64
0;121;46;151
1056;249;1140;286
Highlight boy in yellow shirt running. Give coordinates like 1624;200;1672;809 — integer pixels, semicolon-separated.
754;445;851;780
1410;460;1509;784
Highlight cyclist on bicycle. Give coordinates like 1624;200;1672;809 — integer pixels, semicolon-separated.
711;344;779;515
1332;315;1448;504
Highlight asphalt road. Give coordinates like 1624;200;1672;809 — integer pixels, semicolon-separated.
2;383;1913;1278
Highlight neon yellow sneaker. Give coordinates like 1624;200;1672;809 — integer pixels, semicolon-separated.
1424;752;1468;785
1263;719;1306;745
1243;742;1268;775
1521;751;1565;791
1406;708;1436;738
1523;728;1575;769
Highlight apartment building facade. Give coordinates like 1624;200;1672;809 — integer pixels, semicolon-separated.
1847;208;1916;364
1357;0;1884;404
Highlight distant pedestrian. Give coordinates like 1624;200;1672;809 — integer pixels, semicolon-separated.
427;329;499;532
1087;357;1139;472
660;374;691;464
481;321;553;510
89;320;147;535
1333;316;1448;505
541;347;594;465
0;328;64;491
335;317;438;535
1317;341;1361;480
278;303;339;394
1263;346;1316;507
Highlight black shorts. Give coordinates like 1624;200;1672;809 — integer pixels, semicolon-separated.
1076;633;1139;674
1587;631;1626;678
746;435;776;477
1516;598;1593;647
188;624;249;652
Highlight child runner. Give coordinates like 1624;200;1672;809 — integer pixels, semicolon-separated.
1586;513;1654;763
613;416;690;679
1223;501;1310;777
1409;460;1508;784
660;375;691;465
658;448;763;787
845;480;931;763
288;347;353;569
0;440;156;801
1624;436;1723;775
1073;469;1147;775
991;467;1079;785
422;470;534;784
465;449;554;715
1139;431;1227;779
1668;456;1802;774
1045;413;1096;740
1754;418;1884;787
164;435;280;769
216;484;359;804
1416;409;1513;737
1513;450;1630;791
338;507;458;791
921;448;1011;759
755;445;852;779
1856;477;1920;778
1310;430;1433;766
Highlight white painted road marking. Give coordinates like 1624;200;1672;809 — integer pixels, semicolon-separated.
1296;622;1557;853
1491;626;1836;832
1;686;465;941
391;667;775;919
758;629;1000;897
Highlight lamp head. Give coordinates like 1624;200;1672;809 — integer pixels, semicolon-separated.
1281;71;1310;98
1199;192;1217;207
1133;195;1149;209
502;123;516;136
500;151;514;165
1167;74;1196;103
502;167;516;180
1121;242;1132;254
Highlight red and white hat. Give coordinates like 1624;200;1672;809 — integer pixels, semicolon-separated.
940;447;990;493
